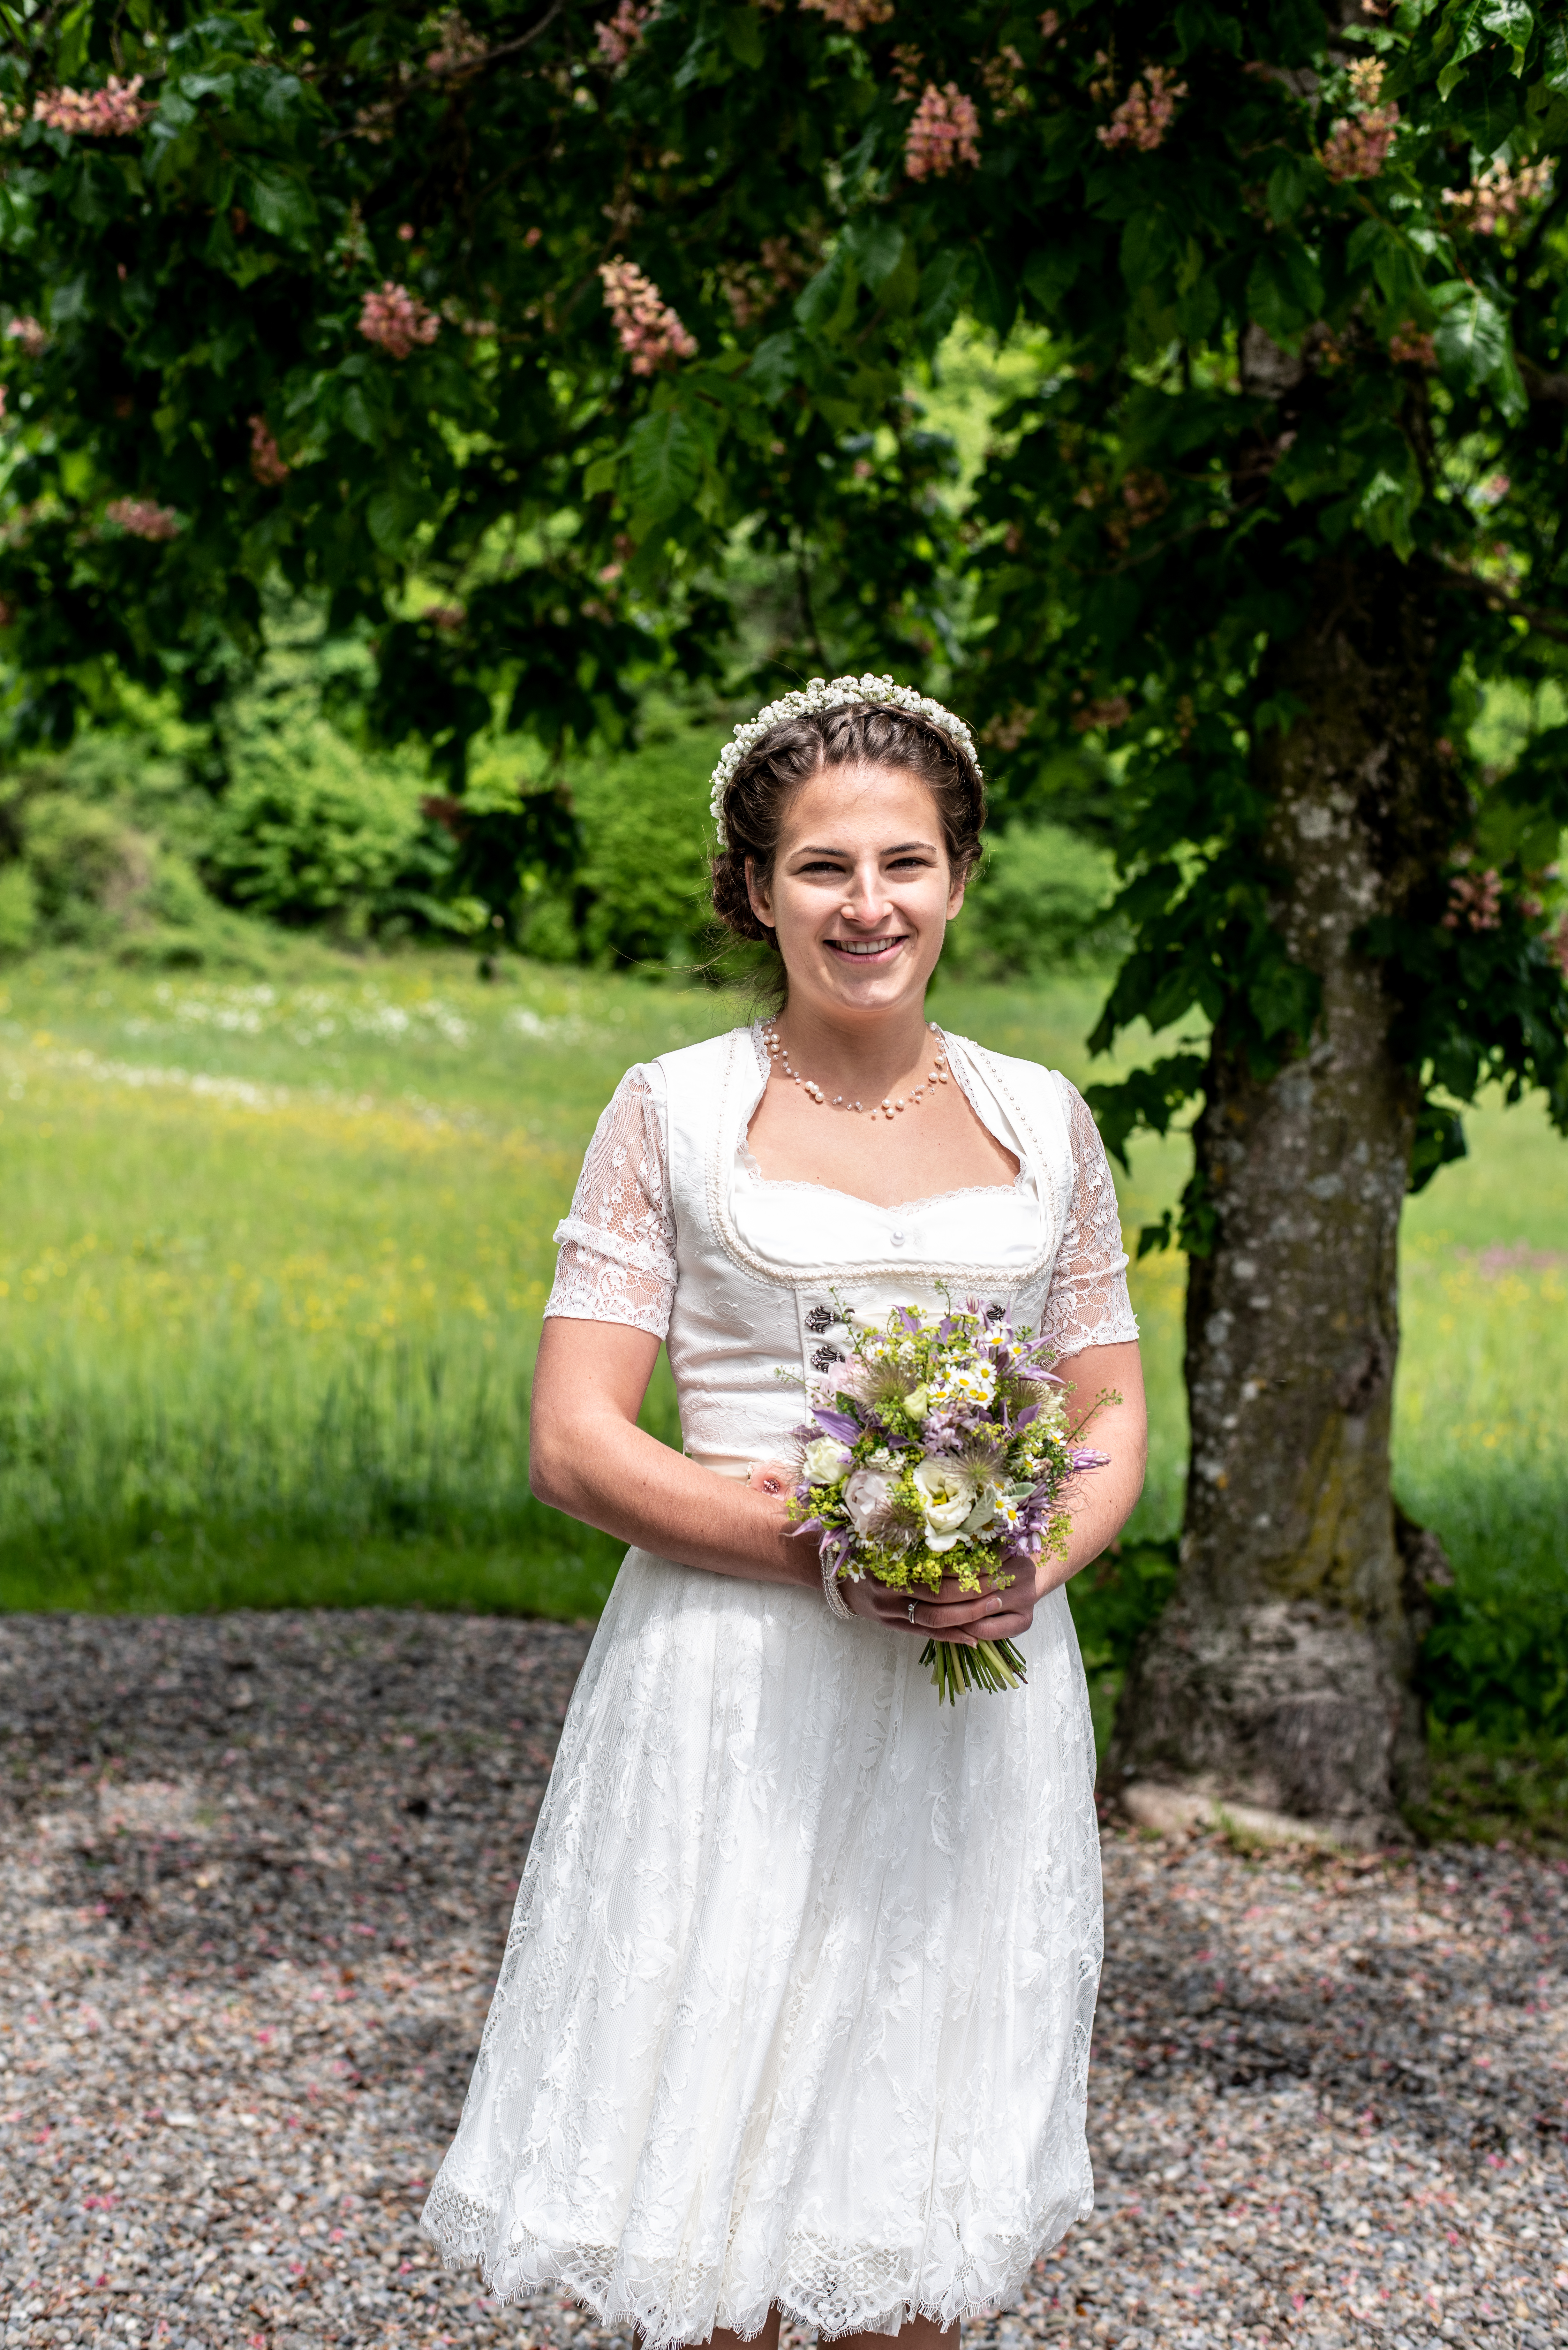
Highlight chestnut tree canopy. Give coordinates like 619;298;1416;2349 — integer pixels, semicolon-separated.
4;0;1568;1820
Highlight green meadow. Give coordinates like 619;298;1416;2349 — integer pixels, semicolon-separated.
2;947;1565;1834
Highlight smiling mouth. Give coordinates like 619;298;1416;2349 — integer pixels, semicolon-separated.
826;935;907;959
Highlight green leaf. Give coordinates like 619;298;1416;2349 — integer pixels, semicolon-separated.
625;408;702;521
1172;1;1242;57
747;332;798;400
581;453;619;497
1246;237;1323;345
1175;268;1220;342
56;0;92;83
1546;18;1568;92
1121;208;1178;293
1434;284;1510;390
238;163;317;241
842;215;905;292
916;247;969;347
973;248;1018;340
1480;0;1535;69
1491;338;1528;421
725;7;765;68
1359;461;1421;557
1021;246;1080;316
794;249;850;332
1438;0;1491;97
342;384;379;445
1267;157;1311;224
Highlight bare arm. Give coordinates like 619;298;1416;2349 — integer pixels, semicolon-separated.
529;1316;1023;1641
1036;1337;1148;1596
529;1316;817;1590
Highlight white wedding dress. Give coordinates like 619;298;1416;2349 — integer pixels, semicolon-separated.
421;1025;1137;2346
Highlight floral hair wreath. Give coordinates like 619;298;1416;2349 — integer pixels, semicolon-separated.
708;673;983;829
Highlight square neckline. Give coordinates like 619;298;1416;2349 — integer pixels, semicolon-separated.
739;1022;1027;1219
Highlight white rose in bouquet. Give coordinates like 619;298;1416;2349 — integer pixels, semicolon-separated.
801;1434;854;1486
911;1456;980;1553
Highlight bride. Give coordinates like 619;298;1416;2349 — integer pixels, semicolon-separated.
421;678;1148;2349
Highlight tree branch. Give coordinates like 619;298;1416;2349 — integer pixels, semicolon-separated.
321;0;570;142
1521;355;1568;405
1437;562;1568;647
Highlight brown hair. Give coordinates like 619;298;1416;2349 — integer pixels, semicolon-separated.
710;701;985;970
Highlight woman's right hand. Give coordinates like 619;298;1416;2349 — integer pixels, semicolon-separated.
840;1562;1037;1646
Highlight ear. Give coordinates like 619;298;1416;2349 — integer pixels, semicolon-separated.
946;862;969;920
746;855;775;932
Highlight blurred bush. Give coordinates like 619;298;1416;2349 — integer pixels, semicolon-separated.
945;820;1119;981
203;694;452;935
509;711;719;971
512;713;1119;980
0;649;1121;977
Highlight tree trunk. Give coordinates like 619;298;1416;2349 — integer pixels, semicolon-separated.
1105;549;1466;1845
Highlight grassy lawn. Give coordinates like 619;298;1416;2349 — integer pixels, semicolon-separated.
2;944;1564;1835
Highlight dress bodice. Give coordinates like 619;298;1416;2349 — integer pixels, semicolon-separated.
547;1024;1137;1480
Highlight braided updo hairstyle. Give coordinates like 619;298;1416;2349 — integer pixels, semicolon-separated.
710;701;986;993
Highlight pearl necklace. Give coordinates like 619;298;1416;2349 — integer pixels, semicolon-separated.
761;1020;951;1122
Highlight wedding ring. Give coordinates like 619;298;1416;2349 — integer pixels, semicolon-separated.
907;1600;918;1624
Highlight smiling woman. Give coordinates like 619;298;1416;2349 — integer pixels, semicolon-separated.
420;685;1149;2350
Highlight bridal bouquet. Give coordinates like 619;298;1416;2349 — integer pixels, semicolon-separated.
788;1300;1109;1702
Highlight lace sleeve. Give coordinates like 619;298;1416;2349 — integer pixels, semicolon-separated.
1040;1075;1140;1356
545;1066;677;1339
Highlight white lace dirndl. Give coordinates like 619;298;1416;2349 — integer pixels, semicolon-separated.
420;1027;1137;2345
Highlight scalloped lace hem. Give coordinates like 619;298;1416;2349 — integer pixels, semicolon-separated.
418;2197;1087;2348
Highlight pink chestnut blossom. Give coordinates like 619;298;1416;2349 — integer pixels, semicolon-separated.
105;498;180;542
595;1;653;66
1096;65;1187;154
425;12;488;77
34;76;154;136
248;417;290;488
905;83;981;180
1443;159;1553;235
598;259;697;375
358;282;440;359
1442;869;1503;934
800;0;894;28
5;317;47;360
1323;103;1398;183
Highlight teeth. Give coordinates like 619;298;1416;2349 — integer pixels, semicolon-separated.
832;939;901;956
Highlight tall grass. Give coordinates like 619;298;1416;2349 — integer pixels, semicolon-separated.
2;946;1565;1771
0;1328;641;1614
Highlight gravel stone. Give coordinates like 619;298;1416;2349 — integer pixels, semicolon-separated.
2;1610;1565;2350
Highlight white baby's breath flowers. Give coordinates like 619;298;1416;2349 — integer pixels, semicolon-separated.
709;674;982;828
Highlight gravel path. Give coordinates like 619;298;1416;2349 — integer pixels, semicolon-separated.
2;1611;1565;2350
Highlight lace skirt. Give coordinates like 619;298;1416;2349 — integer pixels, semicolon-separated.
419;1551;1103;2346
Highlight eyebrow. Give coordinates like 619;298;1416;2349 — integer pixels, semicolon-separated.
789;840;938;857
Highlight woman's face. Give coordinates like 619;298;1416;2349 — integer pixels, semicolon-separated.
746;762;966;1023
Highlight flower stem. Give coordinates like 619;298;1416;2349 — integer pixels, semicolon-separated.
920;1637;1029;1702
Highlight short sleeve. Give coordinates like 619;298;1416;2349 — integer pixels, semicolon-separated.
545;1065;677;1339
1040;1075;1140;1356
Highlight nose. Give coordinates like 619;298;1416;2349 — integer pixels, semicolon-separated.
841;858;891;926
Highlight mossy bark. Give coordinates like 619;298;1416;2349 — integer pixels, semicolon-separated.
1106;550;1467;1844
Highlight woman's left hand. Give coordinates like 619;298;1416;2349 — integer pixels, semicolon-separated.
843;1561;1038;1646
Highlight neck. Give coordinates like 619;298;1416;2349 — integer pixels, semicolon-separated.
768;998;939;1097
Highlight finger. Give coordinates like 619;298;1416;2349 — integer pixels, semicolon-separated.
923;1593;1015;1628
